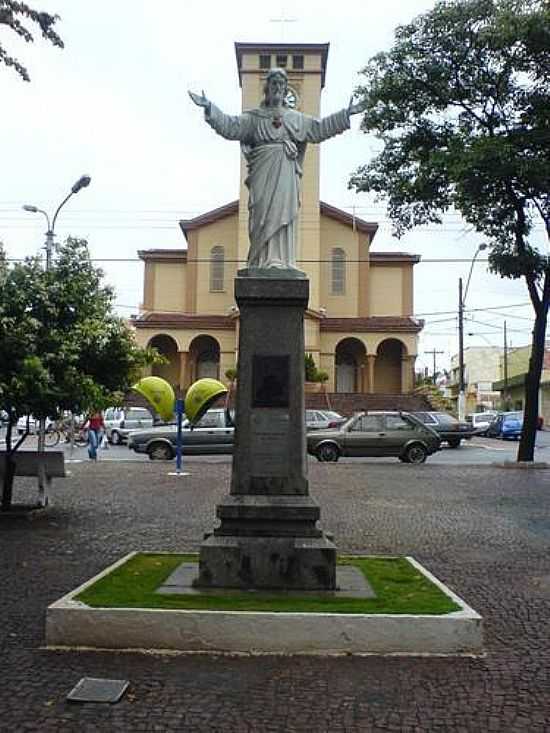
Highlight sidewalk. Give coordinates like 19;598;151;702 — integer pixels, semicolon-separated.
1;460;549;731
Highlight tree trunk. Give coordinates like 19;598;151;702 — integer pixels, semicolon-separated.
517;305;548;462
1;452;16;511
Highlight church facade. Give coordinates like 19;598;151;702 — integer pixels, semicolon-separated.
133;42;423;394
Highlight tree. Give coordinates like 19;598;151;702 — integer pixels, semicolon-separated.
0;238;159;510
0;1;63;81
304;353;318;382
349;0;550;461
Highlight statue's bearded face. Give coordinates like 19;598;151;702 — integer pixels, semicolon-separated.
266;75;287;106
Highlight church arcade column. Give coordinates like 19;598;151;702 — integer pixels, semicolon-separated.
178;351;190;391
366;354;376;394
401;355;416;394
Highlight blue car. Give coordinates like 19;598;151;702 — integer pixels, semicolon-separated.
486;412;523;440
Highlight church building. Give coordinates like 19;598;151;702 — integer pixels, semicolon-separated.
133;42;423;395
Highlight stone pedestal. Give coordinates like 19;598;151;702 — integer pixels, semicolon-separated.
196;277;336;590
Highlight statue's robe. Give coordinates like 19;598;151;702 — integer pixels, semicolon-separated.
205;104;350;271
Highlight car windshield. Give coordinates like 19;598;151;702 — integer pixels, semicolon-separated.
414;412;437;424
434;413;459;426
504;413;522;423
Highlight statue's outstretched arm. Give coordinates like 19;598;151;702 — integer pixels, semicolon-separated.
190;89;248;142
188;89;211;115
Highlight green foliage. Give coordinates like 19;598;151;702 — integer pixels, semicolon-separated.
76;552;459;615
414;383;456;415
315;369;329;384
0;237;159;424
224;367;238;382
0;1;63;81
349;0;549;272
304;353;318;382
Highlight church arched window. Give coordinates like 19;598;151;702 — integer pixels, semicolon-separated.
331;247;346;295
210;246;225;292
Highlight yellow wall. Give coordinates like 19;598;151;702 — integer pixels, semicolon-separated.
194;214;239;315
319;217;360;317
152;262;186;312
368;266;404;316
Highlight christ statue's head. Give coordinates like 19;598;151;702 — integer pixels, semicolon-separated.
262;68;288;108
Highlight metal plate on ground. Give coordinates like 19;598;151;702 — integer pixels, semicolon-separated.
156;562;376;598
66;677;129;703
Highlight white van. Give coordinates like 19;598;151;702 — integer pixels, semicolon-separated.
104;407;154;445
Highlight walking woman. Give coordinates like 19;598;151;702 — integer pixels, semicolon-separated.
84;410;105;461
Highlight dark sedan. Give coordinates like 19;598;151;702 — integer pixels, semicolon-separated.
411;411;477;448
307;411;441;464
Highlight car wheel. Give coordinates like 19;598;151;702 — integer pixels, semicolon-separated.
110;430;121;445
148;442;173;461
447;438;461;449
404;443;428;464
316;443;340;463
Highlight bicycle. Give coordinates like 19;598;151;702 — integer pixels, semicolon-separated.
44;421;88;448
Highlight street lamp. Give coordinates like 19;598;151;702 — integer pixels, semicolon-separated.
22;175;91;504
23;174;91;271
458;243;488;421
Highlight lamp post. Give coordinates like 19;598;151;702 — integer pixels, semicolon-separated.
23;175;91;504
458;243;488;421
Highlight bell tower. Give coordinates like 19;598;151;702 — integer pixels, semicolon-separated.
234;42;329;309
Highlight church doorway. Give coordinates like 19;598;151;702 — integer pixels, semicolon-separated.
148;334;179;387
374;339;405;393
189;335;220;382
335;338;367;393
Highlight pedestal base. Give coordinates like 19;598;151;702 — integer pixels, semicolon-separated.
195;533;337;590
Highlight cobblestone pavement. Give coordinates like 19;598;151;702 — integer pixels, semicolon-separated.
1;460;550;732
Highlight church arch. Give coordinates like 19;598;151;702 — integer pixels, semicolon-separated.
189;334;221;382
335;337;367;393
210;245;225;292
148;334;180;387
374;338;406;393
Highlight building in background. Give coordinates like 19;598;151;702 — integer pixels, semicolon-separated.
449;346;502;414
132;42;423;394
492;343;550;424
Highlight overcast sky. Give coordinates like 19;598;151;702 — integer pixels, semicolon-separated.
0;0;545;374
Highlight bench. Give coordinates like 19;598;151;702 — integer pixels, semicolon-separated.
0;451;66;488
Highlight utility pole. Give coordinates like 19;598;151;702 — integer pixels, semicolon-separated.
503;320;509;411
424;348;444;384
458;277;465;420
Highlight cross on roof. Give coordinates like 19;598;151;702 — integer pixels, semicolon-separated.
269;5;297;39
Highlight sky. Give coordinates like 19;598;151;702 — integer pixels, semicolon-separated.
0;0;545;375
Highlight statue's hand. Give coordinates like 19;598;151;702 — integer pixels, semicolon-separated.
188;89;211;111
348;95;367;116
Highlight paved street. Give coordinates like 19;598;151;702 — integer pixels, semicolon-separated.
1;458;550;731
7;431;547;466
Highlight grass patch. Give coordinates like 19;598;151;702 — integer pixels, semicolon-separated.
76;554;460;615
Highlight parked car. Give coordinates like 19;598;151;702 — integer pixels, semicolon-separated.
104;406;154;445
128;408;234;460
305;409;346;431
306;411;441;464
486;411;523;440
16;415;54;435
411;411;477;448
466;412;498;436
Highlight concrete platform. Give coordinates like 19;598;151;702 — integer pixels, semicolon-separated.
46;553;483;656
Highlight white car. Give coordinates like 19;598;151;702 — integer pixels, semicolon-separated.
104;406;154;445
16;415;53;435
466;412;498;436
